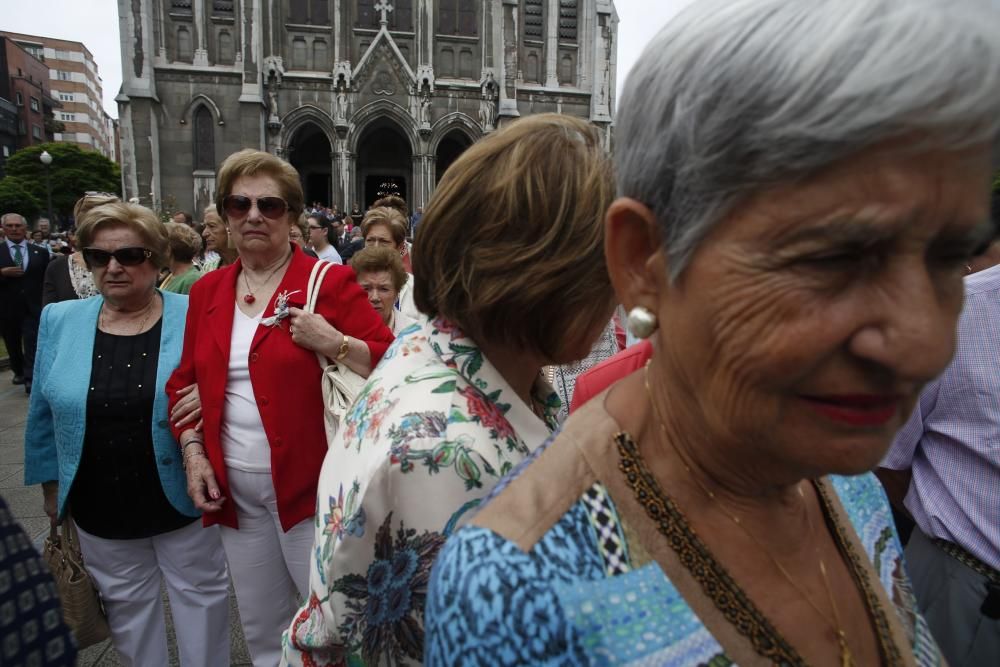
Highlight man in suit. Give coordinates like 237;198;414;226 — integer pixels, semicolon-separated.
0;213;50;394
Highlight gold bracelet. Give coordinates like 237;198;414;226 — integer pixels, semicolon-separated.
336;335;351;361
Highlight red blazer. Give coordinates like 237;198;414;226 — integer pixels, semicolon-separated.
569;340;654;414
167;244;394;531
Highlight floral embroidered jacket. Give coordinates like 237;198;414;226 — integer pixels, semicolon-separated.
282;316;560;667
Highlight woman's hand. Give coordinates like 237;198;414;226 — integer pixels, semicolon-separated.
184;449;226;513
42;481;59;527
171;382;203;431
288;307;343;358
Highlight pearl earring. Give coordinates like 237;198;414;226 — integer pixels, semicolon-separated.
626;306;658;339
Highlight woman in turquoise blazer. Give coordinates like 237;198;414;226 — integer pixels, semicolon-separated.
24;201;231;665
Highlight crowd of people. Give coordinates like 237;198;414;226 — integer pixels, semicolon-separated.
2;0;999;665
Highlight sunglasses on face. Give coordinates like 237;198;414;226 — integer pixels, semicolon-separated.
83;246;152;268
222;194;289;221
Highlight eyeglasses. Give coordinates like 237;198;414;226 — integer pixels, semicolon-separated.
222;195;289;221
308;225;324;231
82;246;152;268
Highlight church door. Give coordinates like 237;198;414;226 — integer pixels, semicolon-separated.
356;122;412;209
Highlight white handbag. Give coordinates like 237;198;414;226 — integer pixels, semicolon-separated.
305;261;368;445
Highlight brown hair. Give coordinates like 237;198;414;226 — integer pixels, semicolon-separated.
361;207;407;247
215;149;304;224
164;221;203;263
350;246;408;293
73;192;120;222
372;195;407;218
77;202;171;269
413;113;615;361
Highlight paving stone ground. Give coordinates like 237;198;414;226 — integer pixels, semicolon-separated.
0;369;253;666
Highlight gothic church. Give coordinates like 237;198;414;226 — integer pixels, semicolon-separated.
116;0;618;214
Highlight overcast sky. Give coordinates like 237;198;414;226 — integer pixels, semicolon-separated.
3;0;689;119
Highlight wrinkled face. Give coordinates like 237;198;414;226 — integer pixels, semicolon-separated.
36;219;50;235
289;227;305;246
654;146;994;478
88;226;160;305
364;223;400;251
202;212;226;252
226;174;292;256
357;270;398;324
2;215;26;243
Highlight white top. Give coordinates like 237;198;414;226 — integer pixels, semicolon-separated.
221;304;272;472
389;308;415;335
315;243;343;264
397;273;419;320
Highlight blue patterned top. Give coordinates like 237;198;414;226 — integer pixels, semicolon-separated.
425;429;943;666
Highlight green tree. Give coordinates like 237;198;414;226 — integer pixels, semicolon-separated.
2;143;120;221
0;179;42;220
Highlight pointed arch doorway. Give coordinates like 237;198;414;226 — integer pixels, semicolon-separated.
288;123;333;206
356;121;412;208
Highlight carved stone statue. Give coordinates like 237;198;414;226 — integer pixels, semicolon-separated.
335;88;348;120
480;74;498;131
419;92;431;127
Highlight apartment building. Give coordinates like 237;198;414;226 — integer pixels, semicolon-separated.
0;35;58;159
0;31;115;160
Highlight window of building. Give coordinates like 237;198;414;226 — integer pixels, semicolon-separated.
390;0;413;31
178;27;193;61
58;71;71;81
60;112;74;122
525;52;540;83
524;0;544;40
356;0;375;28
212;0;234;13
289;0;307;23
290;0;329;25
58;92;74;102
559;0;578;41
29;97;39;112
439;0;476;36
459;49;474;79
218;31;234;64
15;92;22;106
292;38;307;69
439;48;455;77
312;39;328;70
559;54;574;84
171;0;193;13
194;105;215;171
32;125;41;139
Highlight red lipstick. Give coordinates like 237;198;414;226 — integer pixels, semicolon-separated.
800;394;899;427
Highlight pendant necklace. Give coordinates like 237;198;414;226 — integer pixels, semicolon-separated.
642;361;856;667
242;251;291;304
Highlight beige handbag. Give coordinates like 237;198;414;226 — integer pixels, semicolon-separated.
305;261;368;444
43;519;110;649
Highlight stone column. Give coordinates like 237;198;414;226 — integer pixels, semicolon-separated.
499;0;520;118
193;0;210;65
545;0;559;88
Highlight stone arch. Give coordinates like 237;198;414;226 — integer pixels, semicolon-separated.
180;94;224;125
346;100;420;156
279;104;338;152
427;112;481;155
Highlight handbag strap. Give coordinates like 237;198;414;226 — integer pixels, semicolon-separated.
304;260;336;368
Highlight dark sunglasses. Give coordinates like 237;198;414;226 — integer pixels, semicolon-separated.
222;195;289;221
83;246;152;268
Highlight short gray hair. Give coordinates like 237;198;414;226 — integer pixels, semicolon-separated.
617;0;1000;281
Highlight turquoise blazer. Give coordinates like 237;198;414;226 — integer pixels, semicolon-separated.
24;291;198;519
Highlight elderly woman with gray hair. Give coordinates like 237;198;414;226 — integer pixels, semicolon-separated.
424;0;1000;664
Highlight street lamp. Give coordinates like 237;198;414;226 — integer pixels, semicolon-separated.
39;150;53;224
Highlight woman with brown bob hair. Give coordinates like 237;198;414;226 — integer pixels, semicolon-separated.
284;113;615;666
361;206;418;317
167;149;393;665
350;245;413;334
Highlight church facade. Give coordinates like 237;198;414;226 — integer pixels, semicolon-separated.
116;0;618;215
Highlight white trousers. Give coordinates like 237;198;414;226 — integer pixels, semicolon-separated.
220;468;313;667
76;519;230;667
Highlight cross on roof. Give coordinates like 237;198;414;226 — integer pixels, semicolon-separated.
374;0;393;25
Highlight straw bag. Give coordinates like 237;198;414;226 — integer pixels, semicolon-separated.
305;261;367;444
43;519;110;649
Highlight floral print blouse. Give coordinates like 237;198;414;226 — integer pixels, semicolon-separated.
281;317;560;667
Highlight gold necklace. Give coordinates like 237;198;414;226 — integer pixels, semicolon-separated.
642;362;855;667
101;297;156;335
241;251;291;305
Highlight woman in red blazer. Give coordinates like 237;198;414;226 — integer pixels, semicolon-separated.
166;149;393;666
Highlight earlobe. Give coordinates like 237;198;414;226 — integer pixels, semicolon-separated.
604;197;666;314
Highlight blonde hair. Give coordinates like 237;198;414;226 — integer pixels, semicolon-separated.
215;149;304;224
372;195;407;218
361;207;407;247
351;246;408;292
77;202;170;269
413;113;616;360
73;192;120;223
164;221;203;262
